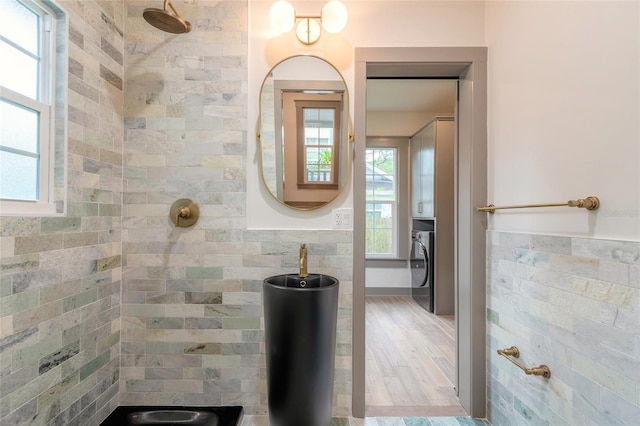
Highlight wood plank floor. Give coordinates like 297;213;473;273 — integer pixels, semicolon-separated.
365;296;468;417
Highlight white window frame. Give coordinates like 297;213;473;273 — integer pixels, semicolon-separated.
1;0;61;216
365;147;399;259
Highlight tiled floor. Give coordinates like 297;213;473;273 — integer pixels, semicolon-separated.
362;417;490;426
241;416;490;425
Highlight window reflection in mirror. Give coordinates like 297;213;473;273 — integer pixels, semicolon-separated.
258;56;350;210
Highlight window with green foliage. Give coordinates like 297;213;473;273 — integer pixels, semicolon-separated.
296;100;341;189
0;0;66;215
366;148;397;257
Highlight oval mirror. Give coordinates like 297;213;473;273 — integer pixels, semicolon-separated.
258;55;351;210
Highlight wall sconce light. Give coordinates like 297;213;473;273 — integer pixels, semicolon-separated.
269;0;348;45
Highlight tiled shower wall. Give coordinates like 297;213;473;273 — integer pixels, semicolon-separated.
0;1;124;425
121;0;352;417
487;231;640;425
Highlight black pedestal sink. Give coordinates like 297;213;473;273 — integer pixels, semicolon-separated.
263;274;339;426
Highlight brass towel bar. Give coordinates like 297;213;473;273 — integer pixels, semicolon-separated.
497;346;551;378
477;196;599;214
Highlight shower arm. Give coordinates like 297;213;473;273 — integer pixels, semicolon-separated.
164;0;182;18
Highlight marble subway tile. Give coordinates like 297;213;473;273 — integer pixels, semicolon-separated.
184;317;221;329
530;235;571;255
11;269;62;294
146;317;184;329
14;235;63;255
0;291;39;317
183;343;221;355
0;398;37;425
487;231;640;426
572;238;640;265
39;341;81;375
41;218;82;235
185;291;222;304
1;218;41;238
185;267;223;280
13;301;63;334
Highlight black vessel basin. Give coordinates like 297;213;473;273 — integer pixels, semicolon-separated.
100;406;243;426
264;273;337;289
129;410;215;425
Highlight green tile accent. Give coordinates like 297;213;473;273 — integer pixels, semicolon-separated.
99;203;121;217
14;234;63;255
221;343;260;355
0;290;39;315
184;317;221;329
126;379;162;392
487;308;499;325
167;279;203;292
95;381;119;408
79;350;110;380
40;217;81;234
147;317;184;329
125;304;165;317
98;331;121;353
83;188;113;203
1;274;13;297
63;231;99;249
81;270;111;290
222;317;260;329
186;267;223;280
66;202;99;217
63;288;97;312
184;367;221;380
146;342;184;355
401;419;433;426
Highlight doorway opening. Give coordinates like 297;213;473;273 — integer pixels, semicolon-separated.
352;47;488;419
364;78;461;417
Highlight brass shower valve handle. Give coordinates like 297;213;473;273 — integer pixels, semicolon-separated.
177;206;191;218
176;207;191;226
170;199;200;227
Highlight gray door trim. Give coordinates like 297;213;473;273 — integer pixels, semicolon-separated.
352;47;487;418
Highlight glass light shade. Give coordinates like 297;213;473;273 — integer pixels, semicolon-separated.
321;0;348;33
269;0;295;33
296;18;321;45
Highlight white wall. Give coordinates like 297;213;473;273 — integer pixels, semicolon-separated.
367;111;451;137
485;1;640;241
365;266;410;289
247;0;485;229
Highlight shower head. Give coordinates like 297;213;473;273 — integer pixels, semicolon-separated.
143;0;192;34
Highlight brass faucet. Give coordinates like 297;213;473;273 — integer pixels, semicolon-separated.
299;244;308;278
